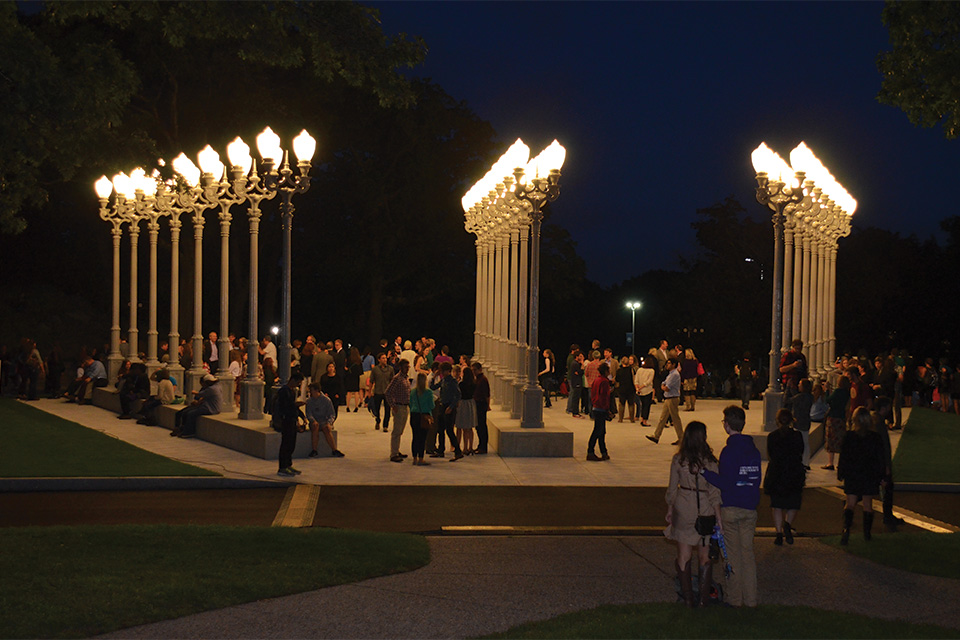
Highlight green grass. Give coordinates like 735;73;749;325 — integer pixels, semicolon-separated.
0;524;430;639
894;408;960;483
820;531;960;580
0;399;216;477
483;603;959;639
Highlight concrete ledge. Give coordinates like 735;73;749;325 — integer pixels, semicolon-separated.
0;477;289;492
92;386;142;414
488;411;573;457
93;388;336;461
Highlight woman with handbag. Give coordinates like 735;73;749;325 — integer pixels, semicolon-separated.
664;420;722;607
409;373;435;466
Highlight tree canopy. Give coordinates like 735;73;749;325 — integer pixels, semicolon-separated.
877;0;960;139
0;1;426;233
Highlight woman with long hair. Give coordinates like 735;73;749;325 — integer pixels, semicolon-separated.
345;347;364;412
320;361;344;419
456;365;478;454
634;356;656;426
822;375;850;470
409;373;435;466
665;421;722;607
837;406;885;544
539;348;556;408
764;408;805;545
680;348;701;411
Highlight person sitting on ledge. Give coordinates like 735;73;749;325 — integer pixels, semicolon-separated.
305;382;344;459
63;355;107;404
136;369;177;426
171;374;221;438
117;362;150;419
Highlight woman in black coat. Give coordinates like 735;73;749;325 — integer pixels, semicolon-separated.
763;408;805;545
837;406;886;544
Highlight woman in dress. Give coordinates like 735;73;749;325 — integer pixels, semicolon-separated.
320;361;344;419
634;356;656;426
664;421;722;607
680;348;701;411
345;347;364;412
837;407;886;544
764;408;806;545
822;375;850;470
615;356;636;423
456;365;478;454
539;348;556;408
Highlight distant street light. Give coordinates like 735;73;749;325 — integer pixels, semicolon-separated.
625;301;642;351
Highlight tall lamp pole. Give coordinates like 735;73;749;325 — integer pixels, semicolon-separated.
626;301;642;353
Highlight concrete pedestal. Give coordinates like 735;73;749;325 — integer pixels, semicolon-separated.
487;409;573;457
239;378;265;420
762;389;784;432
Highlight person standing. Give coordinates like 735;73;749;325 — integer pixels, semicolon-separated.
275;373;304;476
409;373;435;466
789;378;814;470
587;362;612;461
822;375;851;470
203;331;219;370
456;365;478;454
433;361;464;461
385;359;411;463
647;357;682;445
680;348;701;411
566;350;585;418
778;339;807;400
701;405;762;608
615;356;636;423
539;348;556;408
369;352;393;432
634;355;656;427
873;396;905;530
764;409;806;546
838;407;886;544
736;353;754;410
472;362;491;454
664;421;722;608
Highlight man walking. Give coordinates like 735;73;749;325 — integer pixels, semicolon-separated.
647;357;682;445
369;352;394;431
702;405;762;608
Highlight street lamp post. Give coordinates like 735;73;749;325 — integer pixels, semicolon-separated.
256;128;315;386
625;301;642;352
95;176;127;383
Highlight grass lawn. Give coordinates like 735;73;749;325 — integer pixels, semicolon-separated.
484;603;959;639
0;399;216;477
0;524;430;639
894;408;960;483
820;531;960;580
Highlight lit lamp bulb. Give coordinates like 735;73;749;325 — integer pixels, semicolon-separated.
112;172;135;199
226;137;253;175
292;129;316;163
95;175;113;200
256;126;283;162
197;145;224;179
172;153;201;187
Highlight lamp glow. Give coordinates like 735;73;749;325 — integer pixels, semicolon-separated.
197;145;224;179
172;153;201;187
256;127;283;161
227;137;253;175
292;129;316;163
95;175;113;199
112;172;135;199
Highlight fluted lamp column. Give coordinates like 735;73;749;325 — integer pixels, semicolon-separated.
95;176;126;383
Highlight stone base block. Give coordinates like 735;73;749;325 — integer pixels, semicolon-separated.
487;410;573;457
92;388;334;460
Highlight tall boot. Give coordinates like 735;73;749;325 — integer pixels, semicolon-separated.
840;508;854;545
677;560;695;608
863;511;874;541
698;561;713;607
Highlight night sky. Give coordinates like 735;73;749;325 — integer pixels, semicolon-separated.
370;1;957;286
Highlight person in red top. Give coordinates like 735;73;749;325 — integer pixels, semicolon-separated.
587;362;612;461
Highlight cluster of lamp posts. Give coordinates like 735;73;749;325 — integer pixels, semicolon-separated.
751;141;856;421
461;139;565;429
94;127;316;419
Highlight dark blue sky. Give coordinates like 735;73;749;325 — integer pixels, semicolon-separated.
371;1;957;286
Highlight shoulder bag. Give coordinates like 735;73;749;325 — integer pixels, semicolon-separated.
694;471;716;536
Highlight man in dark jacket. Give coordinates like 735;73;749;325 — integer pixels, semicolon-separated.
472;362;491;454
701;405;761;608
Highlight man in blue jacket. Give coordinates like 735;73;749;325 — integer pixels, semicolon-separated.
701;405;761;608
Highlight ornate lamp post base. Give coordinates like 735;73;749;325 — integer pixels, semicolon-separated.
762;389;783;432
185;369;206;397
165;362;184;393
107;353;125;385
520;383;544;429
239;378;265;420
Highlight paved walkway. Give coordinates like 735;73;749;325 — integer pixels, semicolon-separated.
101;535;960;639
23;398;907;488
